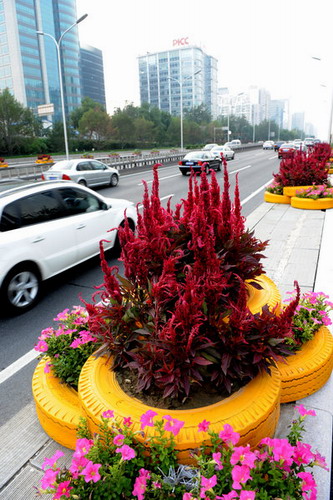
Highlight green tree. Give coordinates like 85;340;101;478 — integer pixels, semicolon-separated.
111;111;136;148
78;108;113;140
133;117;155;145
0;88;42;154
70;97;104;130
184;104;211;125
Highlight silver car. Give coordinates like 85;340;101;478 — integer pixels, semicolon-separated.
211;145;235;160
42;159;119;188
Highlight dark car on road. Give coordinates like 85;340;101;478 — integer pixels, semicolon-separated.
178;151;222;176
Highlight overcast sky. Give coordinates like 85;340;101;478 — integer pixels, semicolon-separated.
76;0;332;139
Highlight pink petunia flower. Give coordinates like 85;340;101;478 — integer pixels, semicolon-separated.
230;445;257;468
132;468;151;500
40;468;59;489
217;492;238;500
35;340;48;352
297;471;317;493
53;480;73;499
313;451;329;471
102;410;114;419
152;481;161;489
53;309;69;321
81;461;101;483
200;474;217;498
123;416;133;427
113;434;125;446
294;442;314;465
212;451;224;470
219;423;240;446
198;419;210;432
140;410;158;430
231;465;252;490
162;415;185;436
69;455;89;478
115;444;136;461
73;438;94;458
44;362;52;374
295;404;316;417
239;491;256;500
271;439;294;466
41;450;64;470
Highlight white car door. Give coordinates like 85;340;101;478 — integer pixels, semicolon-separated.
57;186;119;262
1;189;78;278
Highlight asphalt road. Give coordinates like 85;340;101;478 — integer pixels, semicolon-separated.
0;149;279;421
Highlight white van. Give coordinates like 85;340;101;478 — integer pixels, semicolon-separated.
230;140;241;148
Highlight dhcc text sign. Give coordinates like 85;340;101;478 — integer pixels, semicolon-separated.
173;37;189;47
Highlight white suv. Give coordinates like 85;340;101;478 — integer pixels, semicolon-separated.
0;180;137;314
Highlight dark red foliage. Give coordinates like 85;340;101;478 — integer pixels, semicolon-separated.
86;164;299;401
274;144;330;187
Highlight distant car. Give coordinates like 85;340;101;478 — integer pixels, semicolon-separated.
203;143;218;151
278;143;296;159
273;141;284;151
263;141;275;150
226;140;241;149
178;151;222;175
211;145;235;160
294;141;307;152
0;180;136;313
42;159;119;188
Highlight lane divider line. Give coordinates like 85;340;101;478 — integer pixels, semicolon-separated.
0;348;38;385
241;179;273;206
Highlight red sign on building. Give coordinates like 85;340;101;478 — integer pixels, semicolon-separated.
172;37;189;47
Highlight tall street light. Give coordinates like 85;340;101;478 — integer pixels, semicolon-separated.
37;14;88;160
312;56;332;144
168;69;201;150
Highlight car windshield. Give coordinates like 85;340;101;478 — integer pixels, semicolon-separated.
183;152;207;160
50;161;75;171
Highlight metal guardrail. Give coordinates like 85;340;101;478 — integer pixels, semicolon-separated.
0;144;261;182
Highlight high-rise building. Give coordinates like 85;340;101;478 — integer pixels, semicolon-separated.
80;44;106;109
138;46;218;119
291;112;305;133
0;0;81;122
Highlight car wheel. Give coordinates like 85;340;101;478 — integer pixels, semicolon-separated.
113;218;136;257
205;165;209;175
180;170;187;176
217;162;221;171
1;264;41;314
110;173;119;187
78;179;87;186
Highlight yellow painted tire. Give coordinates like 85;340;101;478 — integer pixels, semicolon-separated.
32;357;83;449
277;326;333;403
78;356;281;464
246;275;281;314
290;197;333;210
264;191;290;204
283;186;314;197
328;168;333;174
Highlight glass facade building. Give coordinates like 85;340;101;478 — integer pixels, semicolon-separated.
80;43;106;109
138;46;218;119
0;0;81;122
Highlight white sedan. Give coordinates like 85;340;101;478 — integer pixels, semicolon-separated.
263;141;275;150
0;180;136;314
42;159;119;188
211;145;235;160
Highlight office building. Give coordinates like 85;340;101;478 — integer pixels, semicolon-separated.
292;112;305;133
80;43;106;109
0;0;81;122
138;46;218;119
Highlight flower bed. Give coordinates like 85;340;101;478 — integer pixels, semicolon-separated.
290;185;333;209
37;405;327;499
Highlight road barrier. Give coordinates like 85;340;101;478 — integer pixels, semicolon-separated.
0;144;261;182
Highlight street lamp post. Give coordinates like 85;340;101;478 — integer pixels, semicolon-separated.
168;69;201;150
312;56;333;144
37;14;88;160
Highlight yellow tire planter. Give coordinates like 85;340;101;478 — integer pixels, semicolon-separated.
246;274;281;314
276;326;333;403
290;197;333;210
32;357;83;449
264;191;290;204
78;355;281;464
283;186;314;197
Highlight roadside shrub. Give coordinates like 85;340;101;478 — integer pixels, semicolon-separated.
85;165;300;401
274;149;329;187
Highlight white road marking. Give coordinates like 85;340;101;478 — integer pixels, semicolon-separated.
137;194;174;209
241;179;273;206
137;173;180;186
0;348;38;385
230;164;252;174
269;155;278;160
